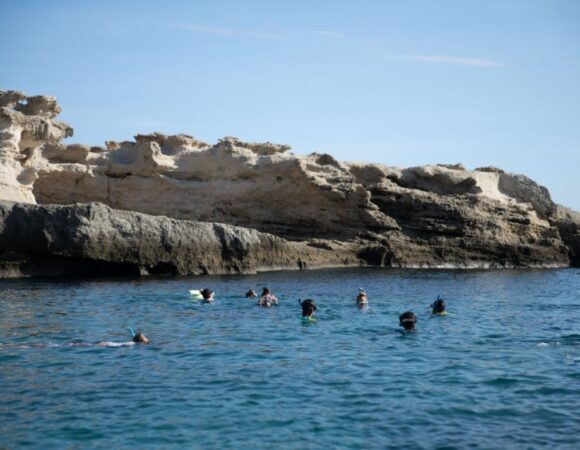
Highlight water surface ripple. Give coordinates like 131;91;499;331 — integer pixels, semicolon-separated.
1;268;580;449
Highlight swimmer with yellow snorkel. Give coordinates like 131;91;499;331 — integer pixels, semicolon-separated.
299;299;317;321
431;296;448;316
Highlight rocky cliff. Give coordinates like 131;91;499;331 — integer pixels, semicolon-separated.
0;201;357;278
1;89;578;277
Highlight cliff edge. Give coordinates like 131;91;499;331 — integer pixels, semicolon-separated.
1;89;578;277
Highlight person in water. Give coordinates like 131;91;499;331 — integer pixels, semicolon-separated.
432;297;447;315
258;287;278;307
7;330;151;349
131;332;150;344
299;299;317;320
399;311;417;332
356;288;368;307
200;288;215;302
245;288;257;298
96;330;151;347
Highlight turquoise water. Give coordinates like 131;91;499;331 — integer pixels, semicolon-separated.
1;268;580;449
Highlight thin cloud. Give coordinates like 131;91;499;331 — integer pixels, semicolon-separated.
170;24;283;39
387;54;504;67
310;30;343;38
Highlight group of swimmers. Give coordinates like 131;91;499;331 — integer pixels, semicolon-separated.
2;290;448;350
191;286;448;331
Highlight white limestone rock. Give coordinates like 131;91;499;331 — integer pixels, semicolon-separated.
0;88;578;273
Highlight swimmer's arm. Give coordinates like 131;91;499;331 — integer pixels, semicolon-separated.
96;341;135;347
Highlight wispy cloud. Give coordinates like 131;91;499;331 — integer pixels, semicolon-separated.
171;23;346;41
170;24;283;39
386;54;503;67
170;24;500;70
309;30;343;38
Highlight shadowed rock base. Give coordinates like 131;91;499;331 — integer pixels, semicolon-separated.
0;201;360;278
0;201;578;279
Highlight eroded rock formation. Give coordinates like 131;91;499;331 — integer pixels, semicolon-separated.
0;89;578;277
0;201;357;278
0;90;72;203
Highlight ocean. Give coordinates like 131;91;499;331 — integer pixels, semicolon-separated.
1;268;579;449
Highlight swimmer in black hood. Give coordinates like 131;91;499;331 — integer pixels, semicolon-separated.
399;311;417;332
200;288;214;302
432;297;447;315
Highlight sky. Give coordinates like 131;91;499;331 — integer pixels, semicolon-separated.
1;0;579;209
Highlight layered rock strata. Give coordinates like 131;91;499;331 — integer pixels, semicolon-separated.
0;201;358;278
0;89;578;277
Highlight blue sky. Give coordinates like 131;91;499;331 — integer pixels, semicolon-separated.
1;0;579;209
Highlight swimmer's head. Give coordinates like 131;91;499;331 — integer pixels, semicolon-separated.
432;298;446;314
201;288;214;300
399;311;417;331
245;289;257;298
299;299;317;317
132;332;150;344
261;287;271;296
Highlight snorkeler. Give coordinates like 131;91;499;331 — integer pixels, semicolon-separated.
189;288;215;301
131;332;150;344
258;287;278;307
299;298;317;320
356;288;368;307
432;296;447;315
245;288;257;298
97;328;151;347
399;311;417;332
200;288;215;302
5;329;151;349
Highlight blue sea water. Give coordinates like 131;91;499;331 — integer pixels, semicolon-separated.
1;268;580;449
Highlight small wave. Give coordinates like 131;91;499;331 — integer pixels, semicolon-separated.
559;334;580;345
484;377;520;387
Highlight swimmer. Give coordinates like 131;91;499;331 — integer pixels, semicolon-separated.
258;287;278;307
5;329;151;349
399;311;417;332
200;288;215;302
245;288;257;298
131;332;150;344
97;329;151;347
356;288;368;307
299;298;317;320
431;296;447;315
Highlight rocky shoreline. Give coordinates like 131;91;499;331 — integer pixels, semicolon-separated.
0;201;361;278
1;89;578;278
